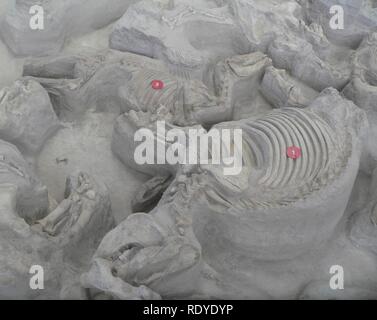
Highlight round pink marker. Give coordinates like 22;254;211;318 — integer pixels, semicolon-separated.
287;146;301;160
151;80;164;90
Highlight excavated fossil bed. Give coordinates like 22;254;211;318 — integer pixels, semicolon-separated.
0;0;376;300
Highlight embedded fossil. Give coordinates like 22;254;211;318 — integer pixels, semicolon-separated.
131;174;173;213
23;50;270;125
110;0;251;79
0;138;114;299
261;66;319;108
268;34;352;92
82;89;371;299
1;0;377;301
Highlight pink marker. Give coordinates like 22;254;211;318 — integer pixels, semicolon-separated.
287;146;301;160
151;80;164;90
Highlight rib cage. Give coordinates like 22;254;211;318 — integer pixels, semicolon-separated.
166;107;350;212
245;108;338;190
217;107;351;211
133;69;180;111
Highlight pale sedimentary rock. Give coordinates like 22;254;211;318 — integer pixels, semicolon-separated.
0;132;113;298
82;89;369;299
261;66;319;108
343;32;377;173
230;0;304;51
0;0;137;57
110;0;352;91
268;34;352;91
35;172;114;251
0;168;114;299
111;107;192;177
110;0;251;79
1;0;377;301
0;139;48;224
110;51;273;176
304;0;377;48
23;51;145;120
24;50;270;124
36;111;148;224
343;32;377;113
349;167;377;255
132;175;173;213
0;78;60;154
216;52;273;120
